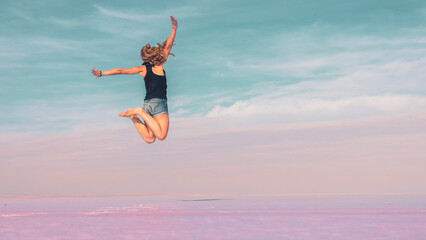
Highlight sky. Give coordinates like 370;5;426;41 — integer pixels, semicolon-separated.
1;0;425;195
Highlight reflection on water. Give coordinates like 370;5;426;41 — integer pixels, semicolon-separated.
1;194;425;240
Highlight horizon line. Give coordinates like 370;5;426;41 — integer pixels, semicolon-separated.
1;192;425;199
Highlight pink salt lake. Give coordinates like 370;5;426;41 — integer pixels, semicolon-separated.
1;194;425;239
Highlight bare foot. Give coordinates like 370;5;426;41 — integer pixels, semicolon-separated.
117;107;143;117
118;113;138;119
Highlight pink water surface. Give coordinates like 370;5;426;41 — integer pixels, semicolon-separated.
1;195;425;239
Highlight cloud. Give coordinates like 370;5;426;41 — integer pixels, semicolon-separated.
87;5;200;39
207;92;426;123
7;6;37;22
0;36;116;71
39;17;83;28
0;90;134;136
3;3;426;135
93;5;163;22
201;23;426;125
6;3;197;41
163;20;426;125
205;59;426;124
40;4;199;38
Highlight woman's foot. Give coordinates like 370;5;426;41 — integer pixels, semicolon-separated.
117;107;143;117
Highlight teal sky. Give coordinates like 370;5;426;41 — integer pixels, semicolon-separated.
1;0;426;194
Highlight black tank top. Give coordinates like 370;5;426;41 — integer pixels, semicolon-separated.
142;63;167;100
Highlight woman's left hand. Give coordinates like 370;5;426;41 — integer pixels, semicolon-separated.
91;67;100;78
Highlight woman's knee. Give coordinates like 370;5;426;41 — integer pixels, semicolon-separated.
144;137;156;144
156;133;167;141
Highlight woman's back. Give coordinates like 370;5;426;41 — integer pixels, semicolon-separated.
143;63;167;101
151;65;165;76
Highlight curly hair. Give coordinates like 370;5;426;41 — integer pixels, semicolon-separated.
141;39;175;66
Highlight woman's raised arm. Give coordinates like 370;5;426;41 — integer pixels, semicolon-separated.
92;66;145;78
163;16;177;59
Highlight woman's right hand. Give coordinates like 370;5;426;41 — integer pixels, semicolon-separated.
170;16;177;29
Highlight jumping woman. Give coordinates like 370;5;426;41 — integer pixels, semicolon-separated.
91;16;177;144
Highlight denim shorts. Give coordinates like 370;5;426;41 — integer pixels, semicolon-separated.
143;98;168;117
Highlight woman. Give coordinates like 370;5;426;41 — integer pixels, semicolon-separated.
91;16;177;144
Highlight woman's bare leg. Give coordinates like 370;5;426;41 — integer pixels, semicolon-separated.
118;107;169;141
120;115;156;143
